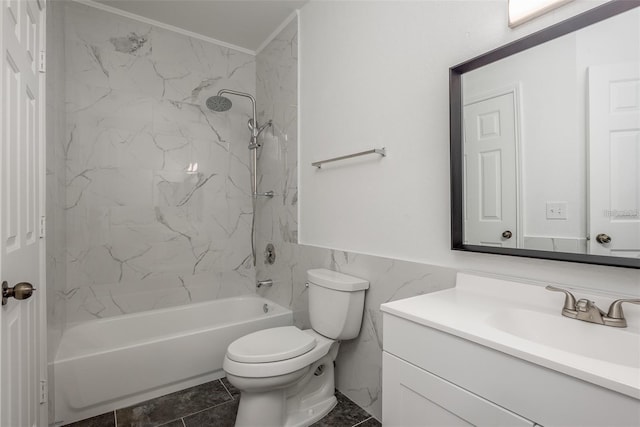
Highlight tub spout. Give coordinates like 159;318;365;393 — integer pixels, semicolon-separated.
256;279;273;289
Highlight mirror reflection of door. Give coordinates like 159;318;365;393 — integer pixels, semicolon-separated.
588;62;640;258
463;92;518;248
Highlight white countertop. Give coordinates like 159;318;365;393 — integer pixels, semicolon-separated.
381;273;640;400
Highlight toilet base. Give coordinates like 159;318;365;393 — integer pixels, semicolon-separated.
233;352;338;427
285;394;337;427
284;352;337;427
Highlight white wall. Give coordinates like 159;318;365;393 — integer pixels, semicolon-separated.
299;0;639;294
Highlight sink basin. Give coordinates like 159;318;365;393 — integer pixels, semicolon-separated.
380;272;640;400
485;308;640;369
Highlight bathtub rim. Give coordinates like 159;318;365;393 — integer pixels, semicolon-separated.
56;295;291;362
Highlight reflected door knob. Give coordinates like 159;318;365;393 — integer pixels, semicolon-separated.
502;230;513;239
596;233;611;244
2;281;36;305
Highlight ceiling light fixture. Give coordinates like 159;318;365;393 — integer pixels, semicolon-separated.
508;0;574;27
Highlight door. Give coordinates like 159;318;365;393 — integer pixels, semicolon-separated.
588;62;640;258
463;92;518;248
1;0;45;426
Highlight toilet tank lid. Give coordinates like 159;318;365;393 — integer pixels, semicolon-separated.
307;269;369;291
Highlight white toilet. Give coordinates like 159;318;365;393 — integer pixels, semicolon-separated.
223;268;369;427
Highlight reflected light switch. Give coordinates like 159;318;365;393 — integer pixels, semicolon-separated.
546;202;568;220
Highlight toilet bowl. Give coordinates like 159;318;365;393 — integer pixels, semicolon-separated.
224;328;338;427
223;269;369;427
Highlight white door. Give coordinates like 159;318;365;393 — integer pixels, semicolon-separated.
1;0;46;426
588;62;640;258
463;92;518;248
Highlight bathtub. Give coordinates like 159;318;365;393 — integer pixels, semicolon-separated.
53;295;292;424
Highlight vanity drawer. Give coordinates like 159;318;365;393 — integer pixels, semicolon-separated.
383;352;535;427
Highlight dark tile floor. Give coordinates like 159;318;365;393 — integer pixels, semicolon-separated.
63;378;381;427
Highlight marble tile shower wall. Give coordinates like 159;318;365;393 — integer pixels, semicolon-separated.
46;0;67;355
62;2;257;323
46;0;68;422
255;18;299;248
254;17;458;421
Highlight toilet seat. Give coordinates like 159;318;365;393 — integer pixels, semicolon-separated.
223;329;334;378
227;326;317;363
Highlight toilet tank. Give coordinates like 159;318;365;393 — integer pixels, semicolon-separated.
307;269;369;340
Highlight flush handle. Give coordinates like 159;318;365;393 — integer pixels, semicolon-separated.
2;281;36;305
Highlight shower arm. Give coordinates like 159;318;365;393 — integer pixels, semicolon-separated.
215;89;272;198
216;89;259;148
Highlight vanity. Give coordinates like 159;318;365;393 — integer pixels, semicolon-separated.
381;273;640;426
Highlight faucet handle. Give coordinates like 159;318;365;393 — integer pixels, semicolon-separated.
545;285;577;312
606;299;640;319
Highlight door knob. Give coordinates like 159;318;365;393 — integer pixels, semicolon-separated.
502;230;513;239
2;281;36;306
596;233;611;244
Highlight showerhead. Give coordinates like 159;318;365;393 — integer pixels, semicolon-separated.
206;95;232;112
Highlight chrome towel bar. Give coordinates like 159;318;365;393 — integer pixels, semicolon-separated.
312;147;386;168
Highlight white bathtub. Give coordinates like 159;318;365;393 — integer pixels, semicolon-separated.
53;295;292;424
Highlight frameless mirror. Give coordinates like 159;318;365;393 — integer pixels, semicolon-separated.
450;1;640;269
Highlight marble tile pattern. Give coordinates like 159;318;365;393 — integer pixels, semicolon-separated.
46;0;68;350
253;16;458;420
255;17;299;248
46;1;68;423
254;17;305;321
62;378;379;427
61;2;258;322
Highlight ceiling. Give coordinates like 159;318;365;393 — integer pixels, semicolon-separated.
93;0;307;53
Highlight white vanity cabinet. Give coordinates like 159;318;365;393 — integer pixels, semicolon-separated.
382;314;540;427
383;351;535;426
382;314;640;427
381;274;640;427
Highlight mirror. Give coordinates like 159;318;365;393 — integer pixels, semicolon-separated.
450;1;640;269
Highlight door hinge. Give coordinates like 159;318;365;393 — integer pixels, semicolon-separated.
40;380;47;404
40;216;46;238
38;50;46;73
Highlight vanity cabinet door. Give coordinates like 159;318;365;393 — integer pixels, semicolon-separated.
382;352;536;427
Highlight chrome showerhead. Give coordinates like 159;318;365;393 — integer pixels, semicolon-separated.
205;95;232;112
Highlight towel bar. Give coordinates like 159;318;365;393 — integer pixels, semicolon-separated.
312;148;386;168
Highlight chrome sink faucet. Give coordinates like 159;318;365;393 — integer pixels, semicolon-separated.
546;285;640;328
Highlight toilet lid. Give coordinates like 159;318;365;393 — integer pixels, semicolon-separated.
226;326;317;363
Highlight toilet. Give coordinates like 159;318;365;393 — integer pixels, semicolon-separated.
223;268;369;427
